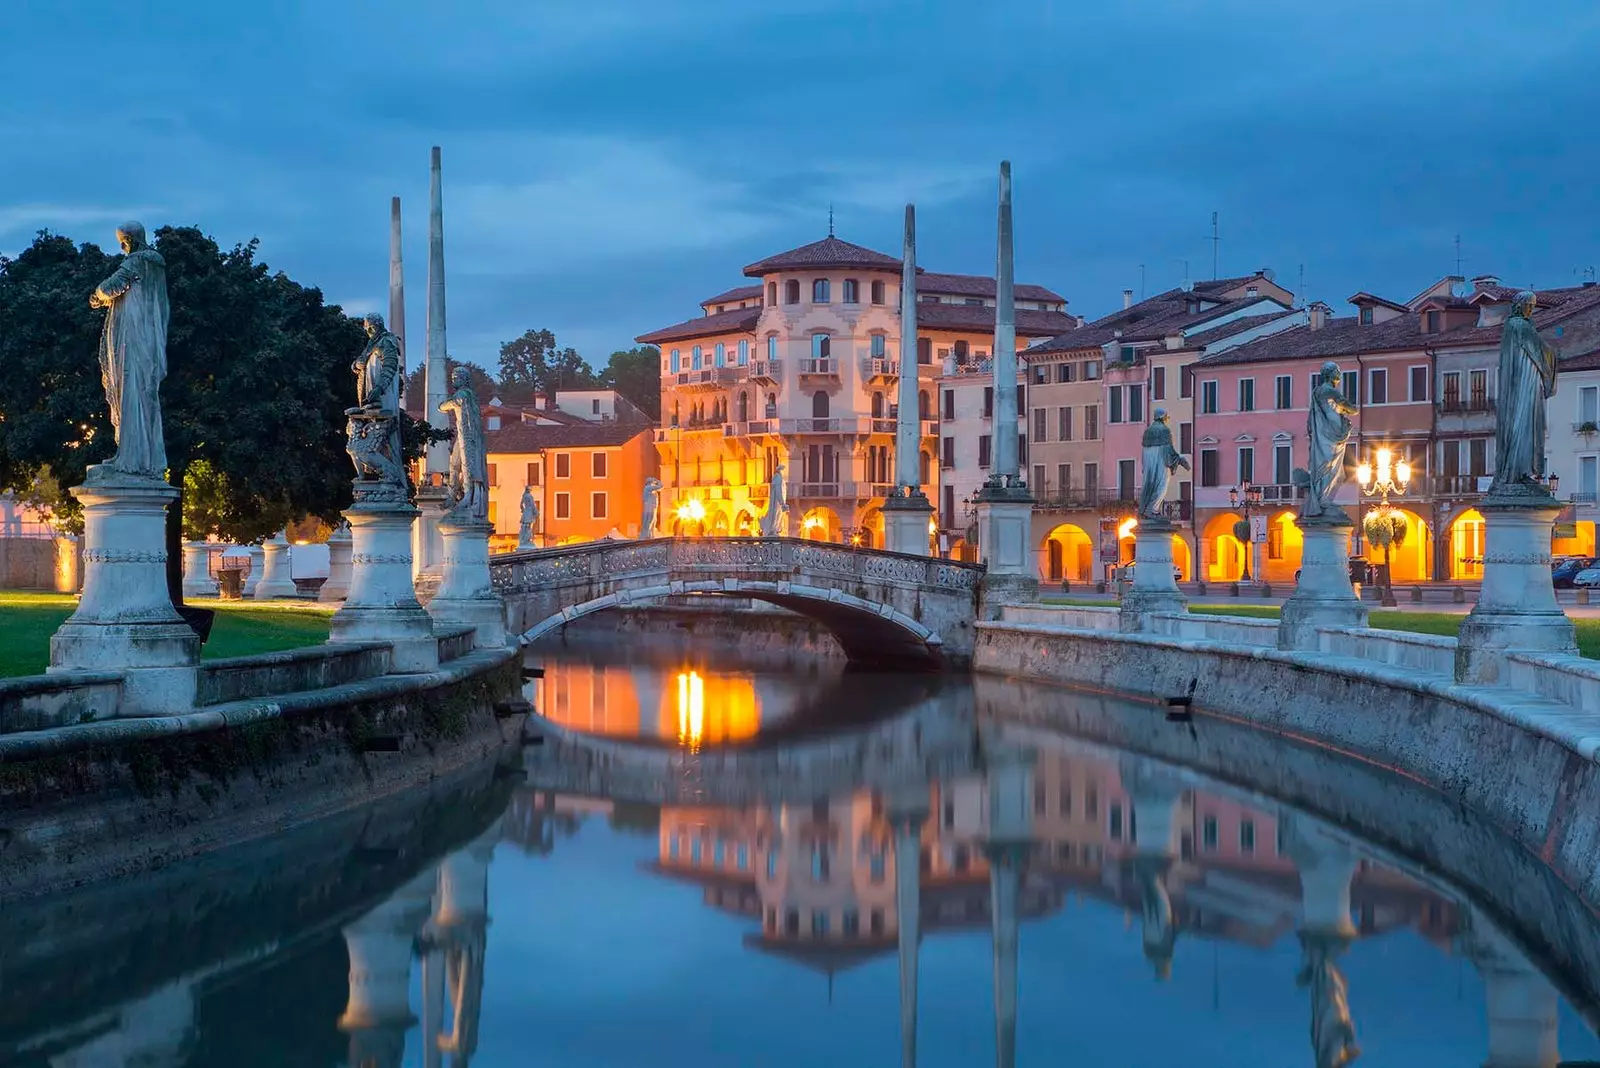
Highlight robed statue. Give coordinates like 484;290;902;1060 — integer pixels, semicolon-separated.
640;477;662;538
1137;409;1189;519
1133;855;1178;981
518;486;539;548
1297;932;1361;1068
1491;291;1558;494
345;314;406;493
439;366;489;522
1296;362;1358;519
759;464;788;536
88;221;169;479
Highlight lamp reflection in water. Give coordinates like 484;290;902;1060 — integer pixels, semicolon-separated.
677;670;706;750
670;668;760;748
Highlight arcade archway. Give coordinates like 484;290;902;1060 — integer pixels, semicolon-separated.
1040;523;1094;583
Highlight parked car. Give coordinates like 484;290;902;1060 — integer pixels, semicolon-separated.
1573;568;1600;589
1552;557;1596;588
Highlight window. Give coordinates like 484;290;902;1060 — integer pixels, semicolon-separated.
941;437;955;468
1202;815;1218;851
1057;463;1071;493
809;333;831;359
811;911;828;935
812;391;829;418
1086;786;1099;819
585;453;605;480
1153;365;1167;401
1409;365;1428;402
767;281;777;305
1058;406;1073;441
669;349;681;373
871;279;886;305
1109;803;1124;840
1200;448;1220;487
1240;819;1257;854
979;435;992;468
1031;363;1048;385
812;278;829;303
1033;463;1045;490
1342;370;1358;404
784;279;800;304
964;297;984;306
1275;375;1292;409
1469;369;1487;406
1179;421;1193;455
591;398;602;415
1237;447;1255;485
713;342;725;367
1058;362;1075;383
589;491;607;519
1084;463;1099;493
555;453;571;478
526;461;540;485
1442;439;1461;478
1201;380;1219;414
1238;378;1256;412
870;909;886;935
1581;455;1598;499
870;334;886;359
1359;305;1374;325
1369;368;1388;404
1034;782;1047;815
1426;310;1441;332
1180;367;1193;399
1581;385;1600;426
842;278;859;304
1084;405;1099;441
1109;387;1123;424
1274;444;1292;486
1128;384;1143;423
942;389;955;421
942;485;955;528
1469;437;1487;476
842;908;860;936
983;387;994;418
1268;518;1283;559
1084;360;1101;380
1033;408;1048;441
554;492;571;519
918;337;931;364
691;345;703;370
1118;459;1136;501
487;463;498;488
1019;433;1028;465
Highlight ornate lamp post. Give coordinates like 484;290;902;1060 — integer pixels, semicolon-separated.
1356;447;1412;607
1228;482;1264;582
674;497;706;538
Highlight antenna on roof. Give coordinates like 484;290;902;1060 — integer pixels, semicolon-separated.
1178;259;1191;293
1211;211;1219;280
1454;233;1463;277
828;202;835;237
1139;263;1146;300
1297;264;1305;309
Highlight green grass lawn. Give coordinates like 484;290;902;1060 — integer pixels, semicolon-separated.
0;592;333;678
1039;595;1600;659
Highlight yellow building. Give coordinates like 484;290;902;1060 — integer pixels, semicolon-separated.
484;416;657;552
639;235;1072;546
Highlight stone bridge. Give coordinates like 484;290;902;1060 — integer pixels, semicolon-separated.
491;538;985;668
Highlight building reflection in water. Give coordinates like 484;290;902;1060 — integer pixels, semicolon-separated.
533;658;766;745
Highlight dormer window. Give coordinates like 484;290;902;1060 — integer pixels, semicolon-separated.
812;279;830;303
716;305;725;314
920;294;938;303
785;279;800;305
1426;310;1441;333
1359;306;1374;325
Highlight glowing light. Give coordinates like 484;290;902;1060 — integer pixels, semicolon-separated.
802;516;822;530
928;518;938;534
1395;458;1411;488
676;670;705;750
850;532;863;546
1356;460;1373;488
1118;517;1139;539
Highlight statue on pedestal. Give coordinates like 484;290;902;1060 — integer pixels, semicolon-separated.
1296;362;1359;519
518;486;539;547
88;221;169;480
640;477;662;538
345;314;407;497
759;464;787;536
1297;932;1361;1068
438;367;488;522
1137;409;1189;520
1491;291;1558;495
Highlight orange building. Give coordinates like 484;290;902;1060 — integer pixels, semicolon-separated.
485;419;658;551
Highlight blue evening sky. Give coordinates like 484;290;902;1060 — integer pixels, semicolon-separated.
4;1;1599;369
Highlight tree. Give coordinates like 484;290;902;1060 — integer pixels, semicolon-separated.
496;327;597;404
599;346;661;420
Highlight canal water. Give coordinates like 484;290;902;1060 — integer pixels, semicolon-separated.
4;638;1599;1067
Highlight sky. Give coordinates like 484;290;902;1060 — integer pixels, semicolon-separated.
4;0;1600;372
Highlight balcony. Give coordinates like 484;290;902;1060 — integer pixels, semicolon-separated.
723;418;777;438
669;367;741;392
794;480;865;499
750;360;781;383
870;417;896;434
1033;489;1140;511
1257;483;1307;503
1438;395;1494;415
779;417;868;435
863;357;899;382
797;358;840;378
1433;474;1492;496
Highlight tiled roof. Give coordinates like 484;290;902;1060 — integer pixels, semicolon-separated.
636;306;762;345
917;271;1066;304
1559;347;1600;373
743;235;903;276
485;419;653;455
915;303;1075;338
1182;311;1299;350
1025;305;1295;358
1347;291;1409;313
700;284;763;307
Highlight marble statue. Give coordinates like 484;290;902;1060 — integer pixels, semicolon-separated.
1136;409;1190;519
518;486;538;547
88;221;169;479
1297;933;1360;1068
438;366;488;521
1297;362;1359;518
1491;291;1558;494
759;464;787;536
345;314;406;494
640;477;662;538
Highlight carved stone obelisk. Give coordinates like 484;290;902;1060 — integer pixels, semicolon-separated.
388;197;406;370
883;204;935;556
974;162;1037;609
413;147;451;593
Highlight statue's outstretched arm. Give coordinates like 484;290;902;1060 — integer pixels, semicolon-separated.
93;260;139;303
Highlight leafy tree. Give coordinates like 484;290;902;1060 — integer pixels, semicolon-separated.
496;327;597;404
598;345;661;421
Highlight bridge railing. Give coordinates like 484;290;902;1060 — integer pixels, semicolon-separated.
490;536;984;593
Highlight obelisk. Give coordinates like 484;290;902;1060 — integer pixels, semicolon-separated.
882;204;935;557
414;146;450;589
388;197;406;370
974;161;1038;605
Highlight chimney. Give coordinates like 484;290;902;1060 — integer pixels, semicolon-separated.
1246;285;1259;298
543;393;557;411
1471;274;1501;294
1308;302;1329;330
1122;288;1133;310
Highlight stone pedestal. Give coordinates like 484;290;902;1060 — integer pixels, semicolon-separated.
49;474;198;714
1463;909;1560;1068
426;517;508;649
1456;491;1576;684
242;545;265;598
975;485;1038;613
412;482;449;599
330;500;438;673
1279;511;1366;651
1120;516;1185;631
882;491;935;557
319;525;353;602
253;532;297;599
181;541;217;598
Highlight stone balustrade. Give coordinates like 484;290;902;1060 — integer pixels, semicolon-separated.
0;672;125;735
1316;626;1458;676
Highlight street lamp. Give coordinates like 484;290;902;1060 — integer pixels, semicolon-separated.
1356;447;1412;607
1227;482;1265;582
674;497;706;537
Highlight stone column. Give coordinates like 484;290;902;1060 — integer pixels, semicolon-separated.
389;195;407;370
1283;816;1362;1068
1461;909;1559;1068
1456;490;1577;683
983;742;1033;1068
253;531;297;599
319;522;353;602
180;541;217;598
340;869;436;1068
427;517;508;648
242;544;265;598
1120;515;1185;631
975;161;1037;609
414;147;451;587
49;476;198;713
330;499;438;673
885;203;935;558
1279;511;1366;651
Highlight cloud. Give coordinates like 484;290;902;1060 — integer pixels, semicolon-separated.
0;204;166;246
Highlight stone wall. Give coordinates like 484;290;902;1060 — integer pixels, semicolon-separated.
0;672;124;733
0;537;67;591
196;642;392;706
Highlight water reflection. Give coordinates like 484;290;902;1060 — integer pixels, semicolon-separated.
5;657;1598;1067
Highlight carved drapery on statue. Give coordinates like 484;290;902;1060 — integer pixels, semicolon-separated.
759;464;788;537
1297;362;1359;518
1137;410;1189;519
640;477;662;538
89;221;169;480
345;314;407;501
438;367;488;522
518;486;539;546
1491;291;1558;495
